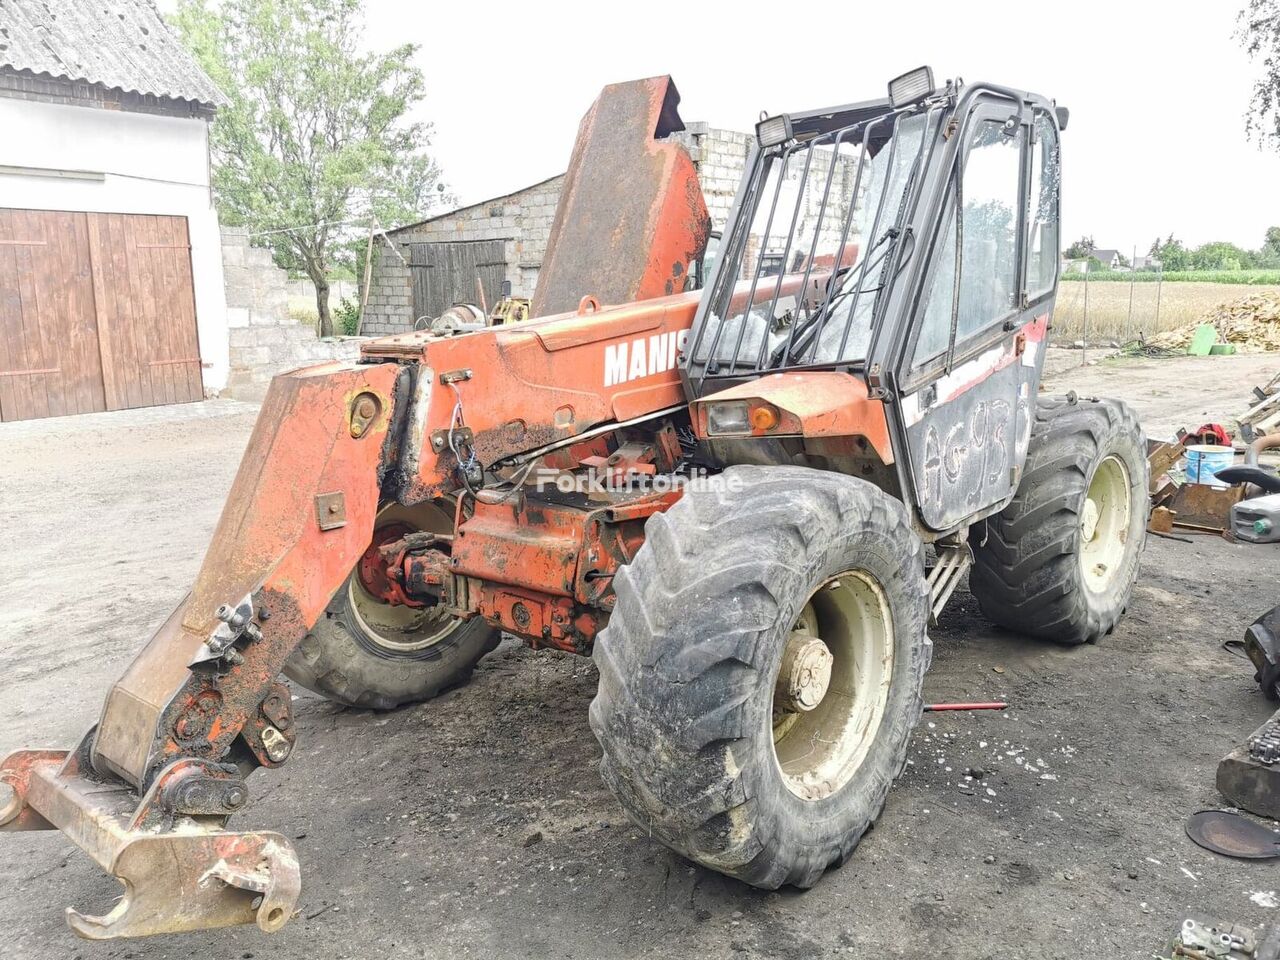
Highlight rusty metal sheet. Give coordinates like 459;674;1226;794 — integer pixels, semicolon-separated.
1170;482;1246;532
531;76;711;318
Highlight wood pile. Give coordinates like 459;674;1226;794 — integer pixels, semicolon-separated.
1149;292;1280;351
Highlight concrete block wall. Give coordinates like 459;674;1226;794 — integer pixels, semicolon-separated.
361;246;413;336
220;227;362;401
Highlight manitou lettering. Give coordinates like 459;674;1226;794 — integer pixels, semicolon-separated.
603;330;689;387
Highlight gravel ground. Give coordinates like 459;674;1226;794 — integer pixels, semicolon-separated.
1;352;1278;959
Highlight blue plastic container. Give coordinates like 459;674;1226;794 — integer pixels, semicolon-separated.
1185;444;1234;486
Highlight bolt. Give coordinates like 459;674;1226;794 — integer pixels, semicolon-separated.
224;786;247;809
258;607;271;621
356;396;376;419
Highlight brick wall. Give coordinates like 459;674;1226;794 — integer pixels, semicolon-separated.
362;128;753;336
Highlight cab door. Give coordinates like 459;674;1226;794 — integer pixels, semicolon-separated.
893;99;1061;532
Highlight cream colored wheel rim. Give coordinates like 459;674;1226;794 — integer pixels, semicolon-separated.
1080;455;1131;594
348;501;461;653
772;571;895;801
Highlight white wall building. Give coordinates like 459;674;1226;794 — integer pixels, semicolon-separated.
0;0;228;421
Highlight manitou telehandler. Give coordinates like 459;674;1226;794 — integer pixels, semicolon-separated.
1;69;1147;939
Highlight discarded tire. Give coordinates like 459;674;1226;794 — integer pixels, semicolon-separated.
590;465;931;889
969;395;1148;645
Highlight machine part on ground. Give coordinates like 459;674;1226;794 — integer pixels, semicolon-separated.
489;296;531;325
590;466;930;889
969;396;1148;645
1159;916;1277;960
923;702;1008;712
284;501;501;709
1243;603;1280;699
1185;809;1280;860
3;70;1152;938
415;303;488;336
1217;707;1280;819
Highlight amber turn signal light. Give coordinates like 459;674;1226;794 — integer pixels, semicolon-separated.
749;404;780;432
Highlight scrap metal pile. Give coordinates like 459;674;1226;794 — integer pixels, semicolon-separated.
1151;292;1280;352
1146;371;1280;539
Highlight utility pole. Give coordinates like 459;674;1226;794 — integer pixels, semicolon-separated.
357;219;375;337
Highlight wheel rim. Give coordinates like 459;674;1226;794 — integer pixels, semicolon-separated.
772;570;895;801
1079;455;1131;594
348;501;461;655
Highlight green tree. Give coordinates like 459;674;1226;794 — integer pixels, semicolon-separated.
1150;234;1190;271
172;0;445;335
1260;225;1280;267
1241;1;1280;145
1063;236;1095;259
1190;240;1254;270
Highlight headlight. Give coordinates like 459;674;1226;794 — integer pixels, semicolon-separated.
706;401;751;436
755;113;793;148
888;66;935;109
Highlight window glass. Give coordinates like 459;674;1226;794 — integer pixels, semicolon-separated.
913;117;1023;363
1026;113;1060;298
693;111;940;369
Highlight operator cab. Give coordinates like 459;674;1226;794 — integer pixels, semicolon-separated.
682;67;1065;535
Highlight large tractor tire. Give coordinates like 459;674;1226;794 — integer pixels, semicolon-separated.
968;395;1147;645
285;501;499;709
590;465;931;890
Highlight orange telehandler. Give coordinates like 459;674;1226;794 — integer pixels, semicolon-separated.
0;70;1147;939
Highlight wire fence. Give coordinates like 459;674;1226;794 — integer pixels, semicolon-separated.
1052;257;1280;365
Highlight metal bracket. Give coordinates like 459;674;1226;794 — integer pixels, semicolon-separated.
431;425;472;452
189;594;262;669
315;491;347;531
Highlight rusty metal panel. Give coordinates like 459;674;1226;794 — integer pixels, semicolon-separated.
531;76;711;318
91;360;400;788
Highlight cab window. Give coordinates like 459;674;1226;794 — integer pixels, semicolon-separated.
1026;111;1060;300
914;115;1025;364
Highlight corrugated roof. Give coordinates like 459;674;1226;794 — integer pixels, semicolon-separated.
0;0;227;108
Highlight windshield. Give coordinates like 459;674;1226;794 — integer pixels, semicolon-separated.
689;107;943;383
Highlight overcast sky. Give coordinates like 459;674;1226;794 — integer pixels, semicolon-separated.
358;0;1280;256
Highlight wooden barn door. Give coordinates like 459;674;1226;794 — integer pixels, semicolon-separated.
408;240;506;323
0;208;106;420
0;209;204;422
87;213;204;411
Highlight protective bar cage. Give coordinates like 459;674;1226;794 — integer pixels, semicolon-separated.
685;98;950;394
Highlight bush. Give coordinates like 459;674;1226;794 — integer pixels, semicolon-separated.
334;296;361;336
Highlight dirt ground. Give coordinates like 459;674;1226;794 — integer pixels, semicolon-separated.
2;350;1279;959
